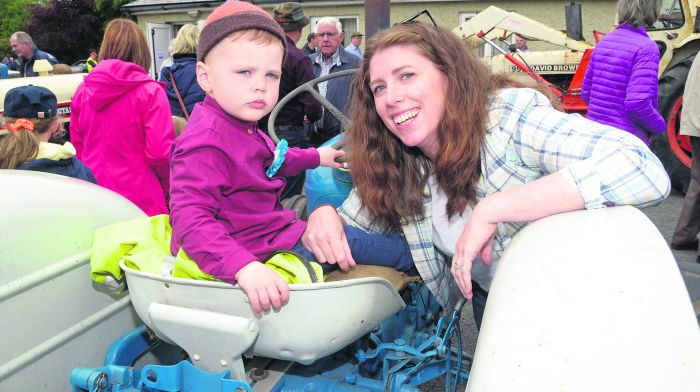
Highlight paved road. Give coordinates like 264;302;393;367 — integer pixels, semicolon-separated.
446;189;700;389
643;189;700;324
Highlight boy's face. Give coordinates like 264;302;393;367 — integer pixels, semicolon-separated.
197;37;283;122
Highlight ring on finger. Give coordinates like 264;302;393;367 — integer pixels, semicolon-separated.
454;263;463;270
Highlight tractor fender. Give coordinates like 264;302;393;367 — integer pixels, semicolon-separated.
467;206;700;391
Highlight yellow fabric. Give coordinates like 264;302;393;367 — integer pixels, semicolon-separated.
90;214;172;289
266;252;324;284
86;57;98;72
37;141;76;161
172;248;219;281
90;215;323;291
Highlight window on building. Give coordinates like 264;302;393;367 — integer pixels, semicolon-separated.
310;16;360;47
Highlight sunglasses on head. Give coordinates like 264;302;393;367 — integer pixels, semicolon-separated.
399;9;438;27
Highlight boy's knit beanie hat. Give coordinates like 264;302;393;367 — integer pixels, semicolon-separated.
197;0;287;62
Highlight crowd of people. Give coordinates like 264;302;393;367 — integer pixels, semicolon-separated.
0;0;691;322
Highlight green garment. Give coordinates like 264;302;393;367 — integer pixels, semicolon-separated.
90;215;323;292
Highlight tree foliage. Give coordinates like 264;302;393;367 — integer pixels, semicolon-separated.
95;0;130;22
27;0;103;64
0;0;35;57
1;0;129;63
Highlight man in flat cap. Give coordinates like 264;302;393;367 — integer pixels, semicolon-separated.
262;2;323;199
344;31;363;59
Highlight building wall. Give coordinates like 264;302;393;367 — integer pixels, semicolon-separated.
131;1;618;55
285;0;618;50
133;1;618;35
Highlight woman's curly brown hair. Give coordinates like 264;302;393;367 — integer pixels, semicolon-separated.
346;22;560;231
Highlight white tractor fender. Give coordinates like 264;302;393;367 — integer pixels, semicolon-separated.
467;206;700;392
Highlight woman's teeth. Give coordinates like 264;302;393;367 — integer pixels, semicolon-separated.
394;109;419;124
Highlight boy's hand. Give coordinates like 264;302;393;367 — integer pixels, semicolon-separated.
317;147;344;169
235;261;290;313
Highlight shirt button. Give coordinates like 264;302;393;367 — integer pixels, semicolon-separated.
247;129;253;135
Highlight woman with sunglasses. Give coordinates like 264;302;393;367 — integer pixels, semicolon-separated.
301;22;670;328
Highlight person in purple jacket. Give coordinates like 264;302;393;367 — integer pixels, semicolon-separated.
582;0;665;144
169;1;415;314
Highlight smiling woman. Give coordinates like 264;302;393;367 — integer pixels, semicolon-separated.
302;21;671;329
368;44;448;160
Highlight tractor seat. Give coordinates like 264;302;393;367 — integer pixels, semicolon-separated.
122;260;405;375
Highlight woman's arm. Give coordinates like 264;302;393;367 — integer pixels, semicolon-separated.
451;88;671;298
302;188;385;270
624;43;666;135
451;172;583;298
512;89;670;209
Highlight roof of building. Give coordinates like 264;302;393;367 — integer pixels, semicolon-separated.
122;0;364;13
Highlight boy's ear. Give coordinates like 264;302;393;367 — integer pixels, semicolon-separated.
196;61;212;94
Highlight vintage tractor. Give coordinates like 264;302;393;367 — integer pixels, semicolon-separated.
1;170;698;392
454;0;700;192
1;8;699;391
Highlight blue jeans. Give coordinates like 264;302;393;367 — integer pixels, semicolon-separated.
471;280;489;331
292;225;414;272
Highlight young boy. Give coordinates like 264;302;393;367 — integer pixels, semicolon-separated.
169;1;413;314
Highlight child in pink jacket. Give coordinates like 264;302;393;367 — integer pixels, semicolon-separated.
71;19;174;216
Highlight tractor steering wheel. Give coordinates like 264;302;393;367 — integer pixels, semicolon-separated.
267;68;357;150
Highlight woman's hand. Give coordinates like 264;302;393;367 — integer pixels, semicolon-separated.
452;202;497;299
302;205;356;271
317;147;344;169
235;261;290;313
450;173;585;299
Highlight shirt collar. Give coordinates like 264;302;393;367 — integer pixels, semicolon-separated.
619;23;650;37
202;95;258;132
314;47;342;67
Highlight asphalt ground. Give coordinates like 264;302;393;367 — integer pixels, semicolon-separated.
424;189;700;391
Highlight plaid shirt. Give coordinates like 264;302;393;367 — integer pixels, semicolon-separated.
338;87;671;307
